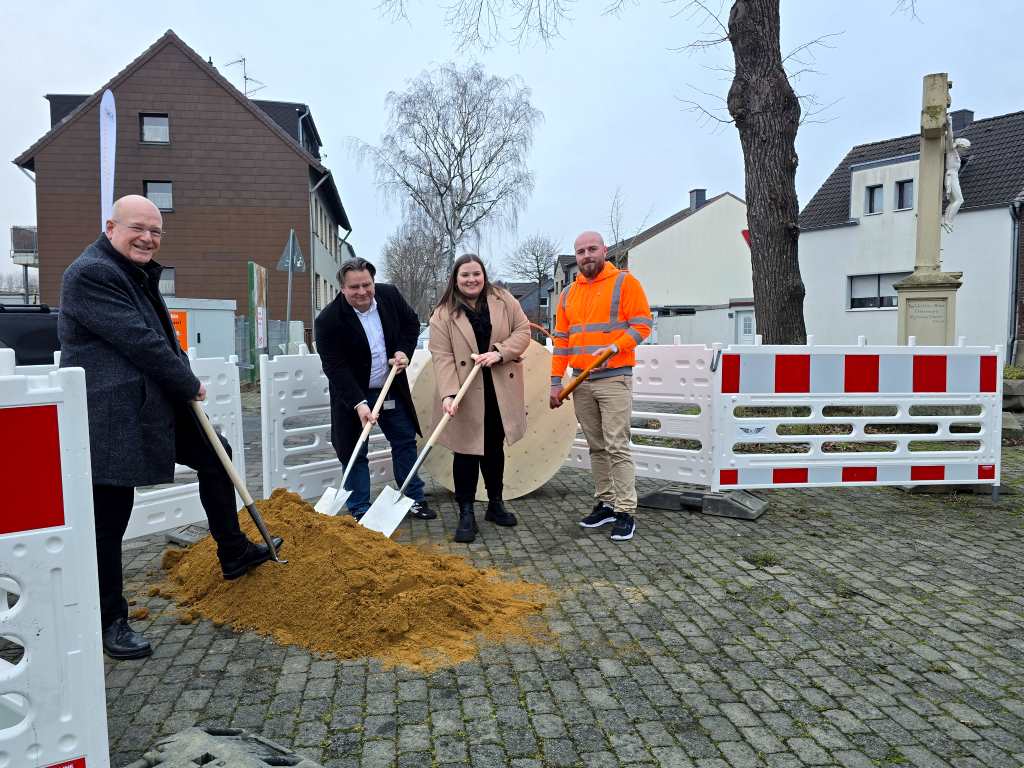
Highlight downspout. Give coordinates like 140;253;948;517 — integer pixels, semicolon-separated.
19;167;37;304
309;169;332;334
1010;201;1022;362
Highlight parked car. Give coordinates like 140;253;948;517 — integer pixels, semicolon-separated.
0;304;60;365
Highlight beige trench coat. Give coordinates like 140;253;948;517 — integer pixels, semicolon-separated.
428;288;532;456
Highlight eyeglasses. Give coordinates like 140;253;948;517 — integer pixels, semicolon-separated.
112;220;164;238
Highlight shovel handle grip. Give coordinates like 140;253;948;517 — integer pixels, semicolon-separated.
559;347;616;402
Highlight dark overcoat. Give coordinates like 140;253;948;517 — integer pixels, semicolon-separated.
59;235;200;486
314;283;421;465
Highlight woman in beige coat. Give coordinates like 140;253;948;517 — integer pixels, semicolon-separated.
429;253;531;543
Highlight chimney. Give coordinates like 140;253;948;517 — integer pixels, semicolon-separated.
689;188;707;212
950;109;974;131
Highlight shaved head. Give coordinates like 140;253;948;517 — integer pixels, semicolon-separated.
574;230;608;279
105;195;164;265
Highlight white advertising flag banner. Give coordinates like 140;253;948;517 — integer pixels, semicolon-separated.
99;89;116;230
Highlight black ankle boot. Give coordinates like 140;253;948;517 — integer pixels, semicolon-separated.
484;500;517;527
454;501;477;543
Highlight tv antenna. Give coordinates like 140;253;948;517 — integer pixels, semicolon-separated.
226;57;267;97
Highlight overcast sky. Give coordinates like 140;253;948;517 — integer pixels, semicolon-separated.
2;0;1021;280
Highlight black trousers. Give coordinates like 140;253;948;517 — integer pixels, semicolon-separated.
453;371;506;504
92;407;248;629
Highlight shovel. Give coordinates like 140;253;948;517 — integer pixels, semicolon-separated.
360;360;484;537
190;400;286;564
558;347;616;402
314;363;401;516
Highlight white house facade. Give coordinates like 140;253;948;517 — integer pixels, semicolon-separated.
799;109;1024;354
610;189;753;345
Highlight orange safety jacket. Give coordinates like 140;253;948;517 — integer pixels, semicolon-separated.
551;262;653;383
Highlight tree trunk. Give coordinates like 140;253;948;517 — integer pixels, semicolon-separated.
727;0;806;344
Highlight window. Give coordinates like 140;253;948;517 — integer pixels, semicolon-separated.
139;114;169;143
742;315;753;335
896;179;914;210
158;267;176;297
849;272;910;309
539;295;549;308
144;181;173;210
865;185;883;214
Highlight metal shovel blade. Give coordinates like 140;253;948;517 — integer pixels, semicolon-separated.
314;485;352;516
360;485;414;537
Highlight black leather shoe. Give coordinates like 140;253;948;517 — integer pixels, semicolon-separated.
453;501;477;543
409;500;437;520
484;500;517;527
221;537;284;580
102;617;152;660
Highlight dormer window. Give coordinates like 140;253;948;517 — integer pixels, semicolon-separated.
865;185;883;215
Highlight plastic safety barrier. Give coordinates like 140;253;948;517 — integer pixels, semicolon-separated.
15;350;245;541
0;349;111;768
260;346;429;499
712;338;1002;490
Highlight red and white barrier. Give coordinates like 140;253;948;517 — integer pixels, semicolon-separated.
712;338;1002;491
0;349;110;768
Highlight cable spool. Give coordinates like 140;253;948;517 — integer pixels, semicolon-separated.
410;340;578;501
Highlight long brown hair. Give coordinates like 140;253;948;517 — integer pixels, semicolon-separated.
434;253;494;316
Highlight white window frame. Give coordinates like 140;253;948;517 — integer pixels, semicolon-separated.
847;271;910;311
865;184;883;215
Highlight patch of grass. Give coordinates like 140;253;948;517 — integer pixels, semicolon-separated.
834;580;858;599
1004;364;1024;380
878;746;909;765
746;550;782;568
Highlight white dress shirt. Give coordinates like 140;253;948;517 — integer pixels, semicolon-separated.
354;299;388;390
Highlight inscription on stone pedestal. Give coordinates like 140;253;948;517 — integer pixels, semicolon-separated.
906;298;948;345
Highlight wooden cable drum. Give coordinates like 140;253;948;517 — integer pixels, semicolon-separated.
410;340;578;501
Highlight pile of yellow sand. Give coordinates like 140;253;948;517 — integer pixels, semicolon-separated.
155;489;549;670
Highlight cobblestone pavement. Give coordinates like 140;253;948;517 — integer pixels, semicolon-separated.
106;406;1024;767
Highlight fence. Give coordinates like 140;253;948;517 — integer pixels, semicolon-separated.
0;349;110;767
13;350;246;541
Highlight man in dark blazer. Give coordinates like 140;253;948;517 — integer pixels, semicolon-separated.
59;195;282;660
314;257;435;520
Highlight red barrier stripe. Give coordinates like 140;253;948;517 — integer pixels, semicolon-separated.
842;466;878;482
844;355;880;393
911;465;945;481
720;469;738;485
721;354;740;393
0;405;65;535
773;467;808;484
980;356;997;393
978;464;996;480
913;355;947;393
775;355;810;393
44;758;86;768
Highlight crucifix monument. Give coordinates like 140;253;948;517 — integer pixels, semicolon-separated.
895;72;965;346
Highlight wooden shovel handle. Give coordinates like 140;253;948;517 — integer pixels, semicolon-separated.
341;362;401;487
558;347;616;402
190;400;254;506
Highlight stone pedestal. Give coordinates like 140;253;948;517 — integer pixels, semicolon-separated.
895;269;963;345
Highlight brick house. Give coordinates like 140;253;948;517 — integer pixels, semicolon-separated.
12;30;351;329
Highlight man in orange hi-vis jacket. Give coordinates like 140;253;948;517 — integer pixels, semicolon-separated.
550;230;653;541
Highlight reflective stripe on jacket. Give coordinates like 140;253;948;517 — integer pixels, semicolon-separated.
551;261;653;382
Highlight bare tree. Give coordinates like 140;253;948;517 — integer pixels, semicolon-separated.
606;186;654;269
381;213;447;320
507;233;558;326
357;62;543;267
377;0;817;342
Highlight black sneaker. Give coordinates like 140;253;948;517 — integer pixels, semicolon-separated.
579;502;617;528
610;513;636;542
409;500;437;520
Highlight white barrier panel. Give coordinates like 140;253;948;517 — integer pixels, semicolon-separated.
260;346;430;500
0;354;111;768
712;340;1002;491
17;351;245;541
566;343;717;485
126;351;246;540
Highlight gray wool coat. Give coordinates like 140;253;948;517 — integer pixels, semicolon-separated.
59;235;201;487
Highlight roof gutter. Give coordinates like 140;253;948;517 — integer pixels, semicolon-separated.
1010;200;1022;363
309;169;332;333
